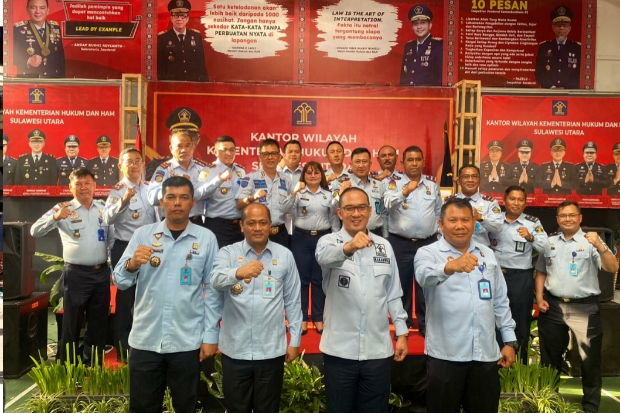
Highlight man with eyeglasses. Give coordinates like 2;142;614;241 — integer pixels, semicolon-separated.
575;141;608;195
331;147;388;237
506;139;539;194
454;165;503;247
157;0;208;82
535;201;618;413
237;138;295;248
489;186;550;364
384;146;441;337
316;187;408;413
325;141;349;187
195;136;246;248
536;138;578;195
535;5;580;89
104;148;157;361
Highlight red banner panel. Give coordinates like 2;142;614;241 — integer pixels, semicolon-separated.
458;0;596;89
5;0;142;79
3;84;121;197
480;95;620;208
148;82;454;177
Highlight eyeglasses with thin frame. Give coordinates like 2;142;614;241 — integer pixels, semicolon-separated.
123;160;143;166
260;151;280;158
459;174;480;180
557;213;580;220
305;170;321;176
341;205;371;214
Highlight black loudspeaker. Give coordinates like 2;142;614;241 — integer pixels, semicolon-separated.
3;222;36;300
565;301;620;377
3;292;50;378
581;227;617;302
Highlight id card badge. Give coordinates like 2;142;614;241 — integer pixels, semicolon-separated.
478;279;492;300
97;228;105;242
180;267;192;285
263;277;276;299
515;241;525;252
568;263;578;276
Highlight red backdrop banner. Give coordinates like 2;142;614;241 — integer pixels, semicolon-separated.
148;82;454;176
3;84;121;197
481;95;620;208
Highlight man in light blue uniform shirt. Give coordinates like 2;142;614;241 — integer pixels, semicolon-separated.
113;176;219;413
104;148;157;361
148;130;208;222
316;187;408;413
325;141;349;189
385;146;441;336
331;147;388;237
454;164;503;246
208;203;302;413
277;140;303;235
535;201;618;413
31;168;111;365
195;135;246;247
489;185;550;364
414;197;516;413
236;138;295;248
371;145;404;183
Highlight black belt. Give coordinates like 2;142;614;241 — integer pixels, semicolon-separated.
501;267;533;274
389;232;435;243
269;224;286;236
294;227;331;237
66;262;108;271
205;217;240;225
548;292;599;304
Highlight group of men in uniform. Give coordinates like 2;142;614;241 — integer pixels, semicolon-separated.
480;137;620;195
3;130;118;187
25;101;615;412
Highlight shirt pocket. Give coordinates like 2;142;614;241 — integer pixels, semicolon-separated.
68;220;85;231
372;263;391;298
332;268;356;294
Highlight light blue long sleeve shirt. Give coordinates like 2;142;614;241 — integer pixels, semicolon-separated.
194;160;246;219
290;187;340;232
489;212;550;269
315;229;408;360
103;178;157;242
31;198;110;265
113;221;219;353
209;240;302;360
414;237;516;362
236;169;295;226
455;192;503;246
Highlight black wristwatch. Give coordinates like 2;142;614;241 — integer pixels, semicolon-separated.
505;341;518;351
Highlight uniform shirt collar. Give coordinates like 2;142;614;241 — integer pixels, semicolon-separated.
417;34;431;45
156;220;198;240
503;212;526;225
558;228;585;242
282;165;302;174
173;29;187;37
350;174;369;187
121;177;143;190
437;236;479;255
241;239;274;258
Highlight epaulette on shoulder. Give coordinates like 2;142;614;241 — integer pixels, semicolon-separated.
424;174;436;182
369;171;379;177
548;231;559;237
433;37;443;41
114;182;125;190
204;162;216;168
15;21;26;27
392;174;402;180
406;39;415;44
159;30;168;35
190;28;201;33
160;161;171;169
525;214;539;223
337;177;350;184
540;40;550;45
234;163;246;172
482;194;496;202
48;20;60;26
576;41;582;46
194;159;208;167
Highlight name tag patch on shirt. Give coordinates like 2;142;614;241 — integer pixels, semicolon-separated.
254;179;267;189
338;275;350;288
374;257;390;264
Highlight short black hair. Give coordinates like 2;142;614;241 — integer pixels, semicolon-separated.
458;164;481;176
27;0;48;7
326;141;344;151
351;147;371;160
259;139;280;152
215;135;236;146
402;145;424;161
338;187;369;207
283;140;302;152
69;168;95;183
504;185;526;199
557;200;580;214
169;130;193;143
119;148;143;160
162;176;194;198
241;203;272;222
440;197;473;219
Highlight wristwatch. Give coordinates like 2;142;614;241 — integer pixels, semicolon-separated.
124;260;138;273
505;341;518;351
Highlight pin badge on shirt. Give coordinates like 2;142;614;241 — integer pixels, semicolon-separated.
478;264;492;300
569;251;578;276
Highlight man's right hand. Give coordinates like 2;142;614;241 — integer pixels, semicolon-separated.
53;204;72;221
344;231;373;255
219;170;232;182
536;296;550;313
339;179;352;193
128;245;155;270
445;253;479;275
122;187;137;204
28;55;43;67
326;173;337;183
236;259;264;280
253;189;267;200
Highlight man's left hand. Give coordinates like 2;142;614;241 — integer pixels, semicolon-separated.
200;343;218;361
497;345;516;368
394;335;408;362
285;346;300;363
